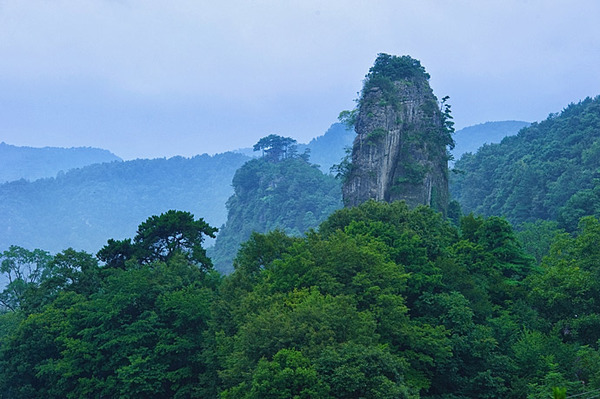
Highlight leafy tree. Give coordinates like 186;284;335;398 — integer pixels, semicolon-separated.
23;248;101;313
98;210;217;271
6;198;600;397
134;210;217;268
0;246;52;311
215;201;540;397
337;109;358;129
96;238;135;269
316;343;412;399
528;217;600;337
222;349;329;399
0;254;219;398
516;219;565;264
557;185;600;232
365;53;430;83
253;134;298;162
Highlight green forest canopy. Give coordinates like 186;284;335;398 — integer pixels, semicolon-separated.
451;96;600;232
2;203;600;398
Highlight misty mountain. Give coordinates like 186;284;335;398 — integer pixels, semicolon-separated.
0;119;528;258
451;120;530;161
299;123;355;173
0;142;122;183
0;123;352;256
0;152;249;254
233;123;355;173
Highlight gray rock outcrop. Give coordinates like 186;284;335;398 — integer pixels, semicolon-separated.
342;54;452;214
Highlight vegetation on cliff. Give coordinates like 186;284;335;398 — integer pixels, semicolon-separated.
341;54;454;214
208;135;342;274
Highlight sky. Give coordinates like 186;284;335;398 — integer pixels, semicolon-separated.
0;1;599;160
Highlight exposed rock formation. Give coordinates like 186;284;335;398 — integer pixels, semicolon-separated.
342;54;453;215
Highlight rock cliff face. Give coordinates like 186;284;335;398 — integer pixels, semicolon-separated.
342;54;452;215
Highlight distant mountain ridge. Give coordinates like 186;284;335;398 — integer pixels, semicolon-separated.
0;142;122;183
451;120;530;161
0;124;352;256
233;123;355;173
1;119;531;257
300;123;355;173
0;152;249;254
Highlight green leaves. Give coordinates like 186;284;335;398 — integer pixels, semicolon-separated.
452;96;600;231
366;53;430;82
0;259;219;398
247;349;328;399
134;210;217;268
253;135;298;162
5;202;600;397
98;210;217;271
209;156;342;273
0;246;52;311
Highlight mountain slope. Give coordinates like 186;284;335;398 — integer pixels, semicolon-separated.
208;154;342;274
451;120;530;161
300;123;354;173
451;96;600;230
0;152;249;253
0;142;122;183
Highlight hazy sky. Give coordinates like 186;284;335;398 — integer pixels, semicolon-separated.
1;1;599;160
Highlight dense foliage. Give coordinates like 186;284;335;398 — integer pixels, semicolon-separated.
208;143;342;274
0;152;249;253
451;96;600;231
252;135;300;162
365;53;431;84
98;210;217;271
2;202;600;397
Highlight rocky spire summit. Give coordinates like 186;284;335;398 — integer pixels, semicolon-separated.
341;54;454;215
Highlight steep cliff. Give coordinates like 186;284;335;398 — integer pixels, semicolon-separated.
341;54;453;214
208;141;342;274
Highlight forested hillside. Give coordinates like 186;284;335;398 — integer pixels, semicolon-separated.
451;96;600;231
2;202;600;397
0;152;249;254
209;135;342;273
0;123;352;257
3;89;600;397
0;142;122;183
